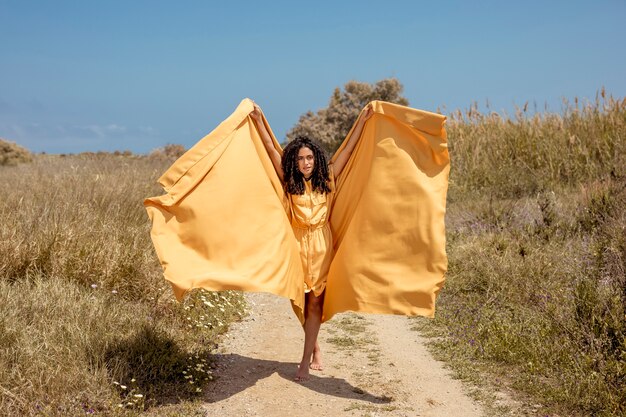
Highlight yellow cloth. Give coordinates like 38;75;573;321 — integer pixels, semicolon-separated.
289;167;336;296
144;99;305;316
144;98;449;323
324;100;449;321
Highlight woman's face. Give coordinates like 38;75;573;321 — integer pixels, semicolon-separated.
297;146;315;178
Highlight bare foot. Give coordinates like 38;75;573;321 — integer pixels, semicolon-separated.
294;362;310;382
309;348;323;371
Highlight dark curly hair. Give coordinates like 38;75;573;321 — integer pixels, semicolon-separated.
282;136;331;195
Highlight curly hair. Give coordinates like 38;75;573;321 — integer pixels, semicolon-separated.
281;136;331;195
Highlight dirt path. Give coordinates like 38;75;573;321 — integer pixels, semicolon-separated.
201;293;485;417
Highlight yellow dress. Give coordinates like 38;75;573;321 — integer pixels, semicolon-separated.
289;168;335;296
144;98;449;323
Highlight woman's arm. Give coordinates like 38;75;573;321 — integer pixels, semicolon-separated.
250;103;284;181
332;104;374;178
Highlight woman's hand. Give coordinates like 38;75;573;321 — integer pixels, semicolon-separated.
333;104;375;178
359;104;374;124
250;101;284;180
250;102;263;123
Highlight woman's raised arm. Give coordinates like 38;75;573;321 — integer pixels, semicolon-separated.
250;103;284;181
332;104;374;178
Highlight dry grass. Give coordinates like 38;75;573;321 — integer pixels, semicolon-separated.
0;138;33;166
414;91;625;416
0;154;245;416
2;90;623;416
447;89;625;199
148;144;186;161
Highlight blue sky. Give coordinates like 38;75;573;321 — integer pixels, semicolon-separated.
1;1;625;153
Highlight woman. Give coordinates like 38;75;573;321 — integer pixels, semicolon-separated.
250;102;373;381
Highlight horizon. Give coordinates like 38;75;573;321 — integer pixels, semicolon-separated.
4;88;619;156
1;1;625;154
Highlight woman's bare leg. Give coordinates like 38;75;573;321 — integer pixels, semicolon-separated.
300;291;324;371
295;291;324;381
301;325;323;370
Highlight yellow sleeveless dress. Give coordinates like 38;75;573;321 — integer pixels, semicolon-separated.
289;167;335;297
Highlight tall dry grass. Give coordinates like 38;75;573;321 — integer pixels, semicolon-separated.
447;89;625;199
2;91;623;416
0;154;245;416
415;91;625;416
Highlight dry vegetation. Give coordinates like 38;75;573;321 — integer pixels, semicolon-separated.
148;143;187;161
287;78;408;152
1;88;624;416
0;138;33;166
0;154;244;416
414;91;626;416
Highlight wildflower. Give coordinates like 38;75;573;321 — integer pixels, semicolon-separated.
111;290;118;294
131;378;136;382
90;284;98;289
120;385;127;390
133;394;143;398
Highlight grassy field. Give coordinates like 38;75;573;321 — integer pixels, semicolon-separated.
0;154;245;416
414;92;626;416
1;91;624;416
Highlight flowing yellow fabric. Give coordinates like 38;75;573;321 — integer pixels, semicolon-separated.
144;99;305;316
324;101;449;321
144;98;449;324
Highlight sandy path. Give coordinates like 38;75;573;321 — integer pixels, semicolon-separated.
201;293;484;417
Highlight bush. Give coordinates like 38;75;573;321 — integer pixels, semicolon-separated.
0;138;33;166
148;143;186;161
286;78;409;153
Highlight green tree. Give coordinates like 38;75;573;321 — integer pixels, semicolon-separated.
286;78;409;153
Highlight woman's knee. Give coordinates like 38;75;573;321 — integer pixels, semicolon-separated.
306;295;323;314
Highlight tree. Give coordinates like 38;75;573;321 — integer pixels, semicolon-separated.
286;78;409;153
